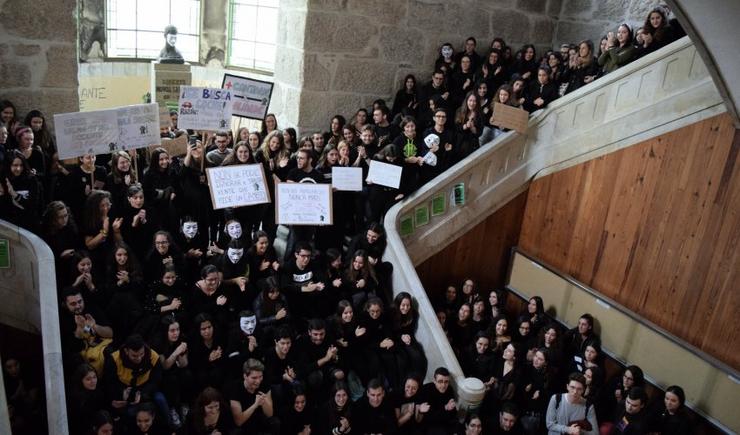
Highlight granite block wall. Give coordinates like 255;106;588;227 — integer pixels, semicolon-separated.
0;0;80;123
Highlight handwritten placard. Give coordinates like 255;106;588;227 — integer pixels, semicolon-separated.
206;164;271;209
117;103;161;149
491;102;529;134
276;182;333;226
331;167;363;191
155;134;189;157
366;160;403;189
222;74;274;120
55;103;162;160
177;86;234;131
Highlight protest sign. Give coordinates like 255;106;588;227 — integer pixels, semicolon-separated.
222;74;274;120
155;135;189;157
331;167;363;191
177;86;234;131
55;103;162;160
117;103;161;149
275;182;333;226
491;102;529;134
206;164;271;209
159;105;172;128
366;160;403;189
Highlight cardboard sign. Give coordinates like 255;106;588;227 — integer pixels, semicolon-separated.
159;105;172;128
177;86;234;131
366;160;403;189
222;74;274;120
206;164;271;209
491;102;529;134
331;167;363;191
276;182;333;226
55;103;162;160
154;135;189;157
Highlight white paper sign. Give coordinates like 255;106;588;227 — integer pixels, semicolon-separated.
206;164;271;209
117;103;161;149
222;74;274;120
178;86;234;131
55;103;162;160
276;183;333;225
366;160;403;189
331;167;363;191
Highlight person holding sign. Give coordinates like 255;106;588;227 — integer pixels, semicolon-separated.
180;138;214;241
282;148;323;259
316;145;349;252
367;143;403;224
255;131;291;240
480;84;516;146
221;141;263;238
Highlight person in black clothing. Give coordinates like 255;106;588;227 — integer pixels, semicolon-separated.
263;326;299;411
142;147;179;233
317;381;354;435
449;54;477;109
174;216;207;285
563;313;600;362
372;105;400;148
512;45;538;83
58;287;114;375
227;358;279;435
2;150;42;233
280;242;328;330
284;148;323;257
455;37;483;73
295;318;343;399
225;310;262;378
391;74;419;120
279;384;314;435
419;367;458;435
418;70;450;125
422;108;458;174
647;385;693;435
66;363;105;435
490;402;525;435
607;386;649;435
354;378;398;435
523;66;559;113
189;312;228;391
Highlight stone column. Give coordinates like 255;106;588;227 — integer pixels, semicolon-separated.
0;0;79;124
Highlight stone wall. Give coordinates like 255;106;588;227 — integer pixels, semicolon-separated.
0;0;79;124
290;0;563;133
553;0;663;45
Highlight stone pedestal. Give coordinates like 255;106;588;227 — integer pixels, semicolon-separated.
150;62;192;110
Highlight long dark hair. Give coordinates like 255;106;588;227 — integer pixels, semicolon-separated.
82;190;111;234
191;387;228;431
23;109;55;153
107;241;144;282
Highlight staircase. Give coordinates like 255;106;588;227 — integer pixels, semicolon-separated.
382;36;726;409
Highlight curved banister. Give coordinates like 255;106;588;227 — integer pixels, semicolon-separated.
382;36;726;408
0;220;68;435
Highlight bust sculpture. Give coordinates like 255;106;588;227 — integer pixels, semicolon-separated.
157;25;185;64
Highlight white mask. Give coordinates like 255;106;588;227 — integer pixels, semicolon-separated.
227;248;244;264
226;222;242;239
441;46;453;59
240;315;257;335
182;222;198;239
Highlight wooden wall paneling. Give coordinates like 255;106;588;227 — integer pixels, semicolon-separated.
415;190;529;303
518;113;740;369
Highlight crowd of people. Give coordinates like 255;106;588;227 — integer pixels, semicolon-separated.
435;281;693;435
0;4;694;435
